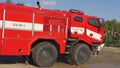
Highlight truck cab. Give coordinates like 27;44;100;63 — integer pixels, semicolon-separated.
68;9;104;46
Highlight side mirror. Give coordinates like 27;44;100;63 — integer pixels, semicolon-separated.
99;18;105;26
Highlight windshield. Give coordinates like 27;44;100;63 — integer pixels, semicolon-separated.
88;18;100;27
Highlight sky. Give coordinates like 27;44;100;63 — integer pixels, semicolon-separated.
0;0;120;21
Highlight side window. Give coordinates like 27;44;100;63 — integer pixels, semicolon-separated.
74;16;83;22
88;18;100;27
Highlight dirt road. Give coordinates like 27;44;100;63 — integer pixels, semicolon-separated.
0;47;120;68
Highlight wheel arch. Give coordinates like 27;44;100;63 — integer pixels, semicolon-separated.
31;39;60;55
75;40;92;51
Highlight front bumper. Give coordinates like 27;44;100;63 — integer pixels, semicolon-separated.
92;43;105;52
98;43;105;51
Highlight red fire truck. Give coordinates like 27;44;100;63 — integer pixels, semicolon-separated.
0;2;105;67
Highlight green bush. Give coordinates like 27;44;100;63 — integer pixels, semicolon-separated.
105;35;120;47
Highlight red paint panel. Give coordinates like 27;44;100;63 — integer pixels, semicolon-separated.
60;26;66;33
44;25;50;32
44;17;50;24
52;25;58;32
59;19;66;25
0;9;3;20
1;39;31;56
55;38;66;54
6;10;32;22
4;29;32;39
35;13;44;24
52;25;66;37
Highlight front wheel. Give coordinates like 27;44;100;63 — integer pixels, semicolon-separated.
71;43;91;65
31;42;58;67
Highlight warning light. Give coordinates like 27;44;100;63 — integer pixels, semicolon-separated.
64;14;66;16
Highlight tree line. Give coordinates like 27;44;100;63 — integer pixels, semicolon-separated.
104;19;120;47
5;0;25;6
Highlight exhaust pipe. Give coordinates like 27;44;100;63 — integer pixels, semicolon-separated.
37;1;41;10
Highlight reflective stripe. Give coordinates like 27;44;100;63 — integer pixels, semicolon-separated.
71;27;102;41
34;23;43;31
5;21;32;30
86;29;101;41
0;20;43;32
71;27;84;34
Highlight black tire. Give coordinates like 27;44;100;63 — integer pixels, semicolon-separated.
61;55;74;65
31;42;58;67
28;53;33;63
71;43;91;65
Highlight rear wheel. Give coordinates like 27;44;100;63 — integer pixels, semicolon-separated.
31;42;58;67
71;43;91;65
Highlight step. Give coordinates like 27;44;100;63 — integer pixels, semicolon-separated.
68;38;77;41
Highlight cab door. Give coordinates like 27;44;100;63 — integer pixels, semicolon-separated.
69;13;85;39
85;17;102;44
